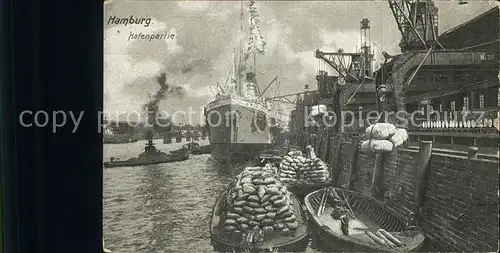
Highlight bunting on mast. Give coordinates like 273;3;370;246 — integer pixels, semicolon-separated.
245;0;266;59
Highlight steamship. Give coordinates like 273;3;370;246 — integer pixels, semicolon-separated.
204;0;273;161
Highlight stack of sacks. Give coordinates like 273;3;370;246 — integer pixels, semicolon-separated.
360;123;408;152
297;145;330;184
277;146;330;186
277;151;303;184
222;165;299;239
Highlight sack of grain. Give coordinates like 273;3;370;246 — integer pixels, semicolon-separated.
221;166;299;241
360;139;394;152
365;123;397;140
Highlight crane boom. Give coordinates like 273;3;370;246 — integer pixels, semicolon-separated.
315;50;360;82
388;0;444;52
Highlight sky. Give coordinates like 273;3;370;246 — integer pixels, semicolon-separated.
104;0;496;123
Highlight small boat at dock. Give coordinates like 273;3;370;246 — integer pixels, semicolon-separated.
304;187;425;252
170;142;211;155
209;189;310;252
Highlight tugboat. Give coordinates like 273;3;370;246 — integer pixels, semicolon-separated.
104;130;189;168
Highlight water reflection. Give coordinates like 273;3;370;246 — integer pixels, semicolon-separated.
139;166;174;252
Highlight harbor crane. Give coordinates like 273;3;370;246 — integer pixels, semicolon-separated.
388;0;444;52
315;18;375;106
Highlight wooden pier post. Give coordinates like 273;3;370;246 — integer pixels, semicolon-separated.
298;131;303;147
414;140;433;223
371;153;387;200
324;126;332;163
347;140;361;190
331;85;344;185
306;133;312;150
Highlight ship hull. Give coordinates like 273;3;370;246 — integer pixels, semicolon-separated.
205;97;273;162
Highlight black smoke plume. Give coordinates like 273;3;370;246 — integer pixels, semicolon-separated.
142;72;186;135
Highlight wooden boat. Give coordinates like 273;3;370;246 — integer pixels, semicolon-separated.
170;142;211;155
287;182;333;202
209;190;310;252
304;187;425;252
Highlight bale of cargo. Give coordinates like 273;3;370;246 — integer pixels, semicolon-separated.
361;123;408;153
365;123;396;140
221;165;299;239
389;128;407;146
360;139;394;152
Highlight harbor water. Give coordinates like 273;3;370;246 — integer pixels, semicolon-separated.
103;140;321;253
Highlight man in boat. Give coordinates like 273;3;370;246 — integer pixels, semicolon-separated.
329;195;350;235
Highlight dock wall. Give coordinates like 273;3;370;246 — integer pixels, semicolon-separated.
294;130;499;252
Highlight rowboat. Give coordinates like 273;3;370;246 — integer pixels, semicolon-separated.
209;189;310;252
304;187;425;252
286;182;332;202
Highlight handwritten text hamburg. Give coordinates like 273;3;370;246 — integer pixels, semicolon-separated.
107;16;176;41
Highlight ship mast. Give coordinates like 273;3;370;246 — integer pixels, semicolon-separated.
237;1;244;97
